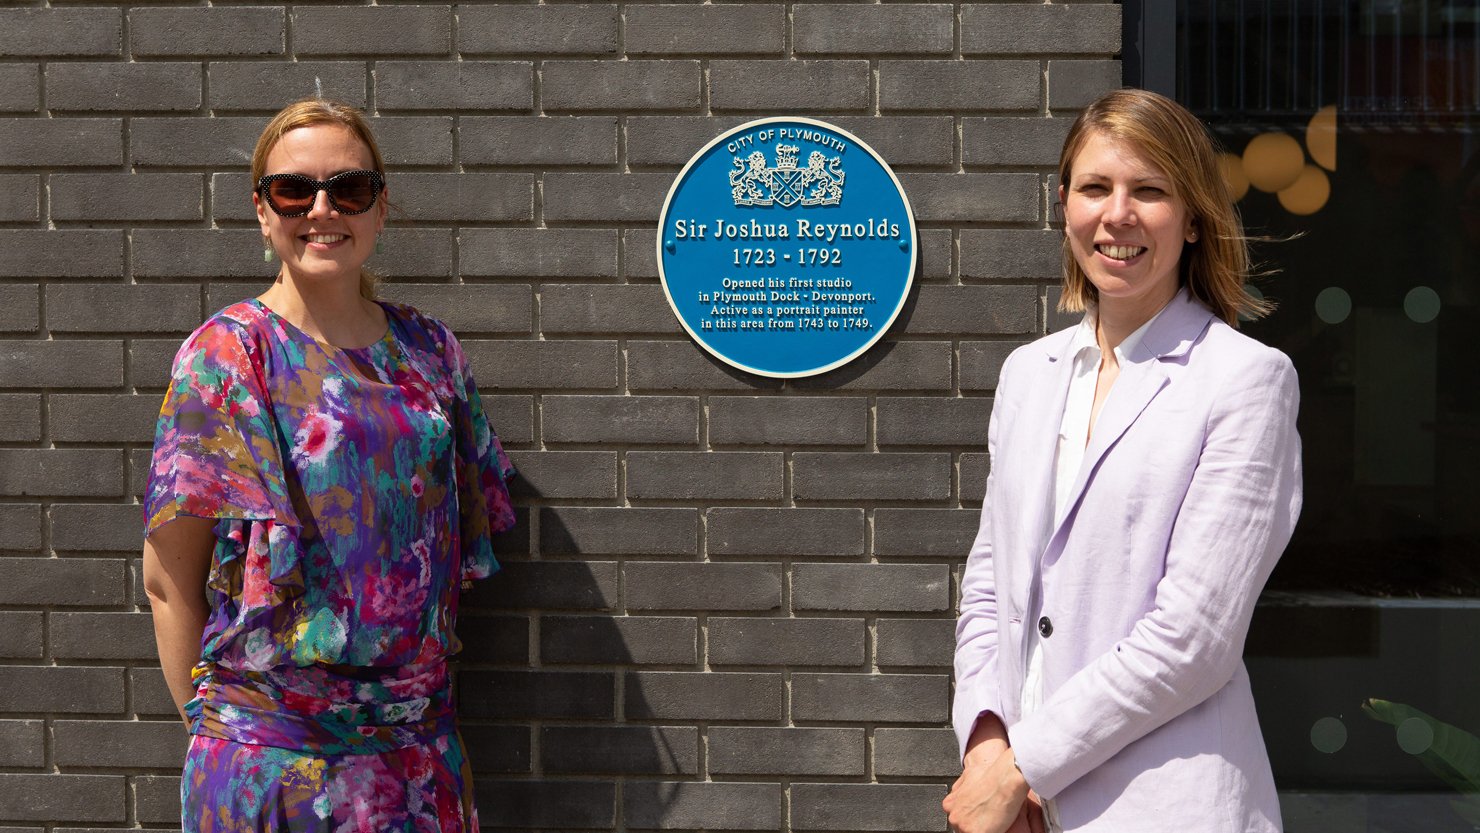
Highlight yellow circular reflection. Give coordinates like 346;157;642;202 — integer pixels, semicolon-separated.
1218;153;1250;201
1278;165;1331;215
1243;132;1306;192
1307;105;1337;172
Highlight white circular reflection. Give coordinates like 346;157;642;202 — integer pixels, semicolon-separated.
1396;717;1434;755
1403;286;1441;323
1310;716;1347;754
1239;284;1265;323
1315;287;1352;324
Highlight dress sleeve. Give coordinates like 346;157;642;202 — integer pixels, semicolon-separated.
442;326;517;584
144;318;297;536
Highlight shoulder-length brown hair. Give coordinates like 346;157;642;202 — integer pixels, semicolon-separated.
1056;89;1270;325
251;98;388;300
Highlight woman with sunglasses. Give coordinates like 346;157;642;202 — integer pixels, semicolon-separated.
142;98;515;832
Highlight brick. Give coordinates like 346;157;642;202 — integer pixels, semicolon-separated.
0;9;120;57
459;670;614;719
379;284;532;335
51;613;156;661
46;63;200;112
626;562;781;611
0;721;43;767
542;726;698;774
795;5;952;55
0;775;124;823
874;508;979;557
1;341;123;389
376;61;530;111
625;672;782;720
791;673;949;723
452;614;529;664
710;617;864;666
876;619;955;668
541;615;697;665
460;116;617;166
543;60;700;111
372;116;454;167
0;506;42;550
791;783;947;832
53;721;184;768
875;727;960;777
50;505;140;552
960;341;1025;392
627;340;784;391
46;285;200;334
1049;60;1123;111
626;5;785;56
458;5;618;55
388;173;532;223
1047;285;1080;333
0;450;121;498
128;668;177;717
507;450;615;500
880;60;1039;112
542;396;699;446
708;508;864;557
792;563;950;613
131;7;283;56
627;451;783;500
132;775;180;824
911;287;1039;337
0;119;121;167
823;117;955;169
625;115;749;166
541;284;678;335
917;228;956;282
209;62;365;111
0;65;39;113
476;781;615;829
463;560;618;611
0;231;123;279
961;229;1062;280
486;395;534;445
793;452;949;501
626;782;783;831
0;286;38;334
710;727;864;776
0;613;42;659
459;725;531;773
128;339;184;390
899;173;1040;223
961;452;989;503
130;117;264;167
50;174;201;222
460;228;618;278
0;393;38;440
0;667;124;713
0;175;39;222
793;341;951;392
711;60;869;111
541;506;697;556
294;6;449;56
463;339;617;390
964;116;1074;168
877;397;990;447
544;172;673;223
962;4;1121;56
708;396;866;447
368;229;457;279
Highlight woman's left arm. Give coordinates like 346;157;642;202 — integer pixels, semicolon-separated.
1008;349;1302;800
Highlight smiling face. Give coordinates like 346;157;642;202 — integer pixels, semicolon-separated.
1061;130;1195;315
254;123;387;287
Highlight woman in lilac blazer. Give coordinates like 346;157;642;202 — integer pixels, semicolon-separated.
944;90;1302;833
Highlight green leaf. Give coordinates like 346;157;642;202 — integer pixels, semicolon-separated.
1362;698;1480;795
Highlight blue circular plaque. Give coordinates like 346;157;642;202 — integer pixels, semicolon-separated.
657;117;916;378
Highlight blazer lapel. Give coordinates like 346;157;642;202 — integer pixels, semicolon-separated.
1014;329;1081;560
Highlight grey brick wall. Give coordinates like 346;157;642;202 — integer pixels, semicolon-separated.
0;3;1119;829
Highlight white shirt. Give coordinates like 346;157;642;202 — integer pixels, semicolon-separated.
1019;303;1168;832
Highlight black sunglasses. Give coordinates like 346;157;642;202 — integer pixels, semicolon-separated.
257;170;385;217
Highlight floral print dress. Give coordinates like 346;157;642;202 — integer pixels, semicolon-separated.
145;299;516;832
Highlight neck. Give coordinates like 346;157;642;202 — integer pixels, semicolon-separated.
1094;285;1178;357
258;269;384;347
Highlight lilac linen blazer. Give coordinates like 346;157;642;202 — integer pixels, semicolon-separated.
953;290;1302;832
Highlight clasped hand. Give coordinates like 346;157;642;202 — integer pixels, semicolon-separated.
943;741;1045;833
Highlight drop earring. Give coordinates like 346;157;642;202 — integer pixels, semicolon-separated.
375;236;384;255
263;240;275;262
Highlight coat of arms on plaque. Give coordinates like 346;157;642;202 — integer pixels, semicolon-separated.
729;144;845;208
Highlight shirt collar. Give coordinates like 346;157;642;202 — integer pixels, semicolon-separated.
1071;295;1177;364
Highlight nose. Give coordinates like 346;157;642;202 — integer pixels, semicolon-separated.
1102;187;1137;226
306;188;337;219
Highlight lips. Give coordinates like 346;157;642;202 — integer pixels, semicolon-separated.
303;233;347;245
1096;243;1146;261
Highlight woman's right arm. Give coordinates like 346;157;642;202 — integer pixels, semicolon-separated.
142;516;216;728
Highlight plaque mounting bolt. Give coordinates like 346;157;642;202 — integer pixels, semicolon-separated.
898;239;909;252
664;239;676;252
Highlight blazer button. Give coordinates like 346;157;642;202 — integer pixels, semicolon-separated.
1038;616;1053;638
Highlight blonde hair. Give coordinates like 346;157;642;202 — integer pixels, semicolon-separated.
251;98;387;300
1056;89;1271;326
